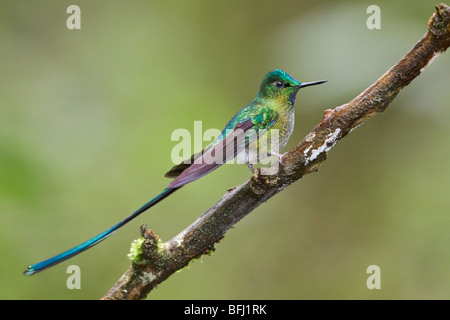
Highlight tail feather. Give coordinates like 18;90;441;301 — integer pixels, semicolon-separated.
23;187;178;276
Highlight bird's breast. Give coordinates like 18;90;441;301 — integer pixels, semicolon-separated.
271;107;295;151
235;107;294;164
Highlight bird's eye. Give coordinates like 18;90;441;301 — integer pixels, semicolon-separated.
275;81;283;88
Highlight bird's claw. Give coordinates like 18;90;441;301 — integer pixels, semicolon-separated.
270;151;287;166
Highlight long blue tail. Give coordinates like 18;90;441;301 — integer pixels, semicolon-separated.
23;187;178;276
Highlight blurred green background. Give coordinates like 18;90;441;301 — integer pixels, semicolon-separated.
1;0;449;299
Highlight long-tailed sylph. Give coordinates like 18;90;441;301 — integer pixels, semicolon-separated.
24;69;326;275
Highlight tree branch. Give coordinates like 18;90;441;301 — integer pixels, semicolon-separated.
102;4;450;300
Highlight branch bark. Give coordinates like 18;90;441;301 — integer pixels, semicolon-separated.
102;4;450;300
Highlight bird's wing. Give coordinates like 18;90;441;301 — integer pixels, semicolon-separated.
166;105;279;189
164;150;204;178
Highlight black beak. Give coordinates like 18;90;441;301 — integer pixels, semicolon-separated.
298;80;327;88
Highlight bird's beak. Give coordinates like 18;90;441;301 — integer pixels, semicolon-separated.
298;80;327;89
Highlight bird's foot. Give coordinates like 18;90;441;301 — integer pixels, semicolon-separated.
270;151;287;165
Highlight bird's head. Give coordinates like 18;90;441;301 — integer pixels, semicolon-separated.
257;69;326;104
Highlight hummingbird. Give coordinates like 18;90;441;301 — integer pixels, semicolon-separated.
23;69;326;275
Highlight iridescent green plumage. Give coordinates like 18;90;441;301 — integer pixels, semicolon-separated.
222;69;301;164
166;69;326;180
